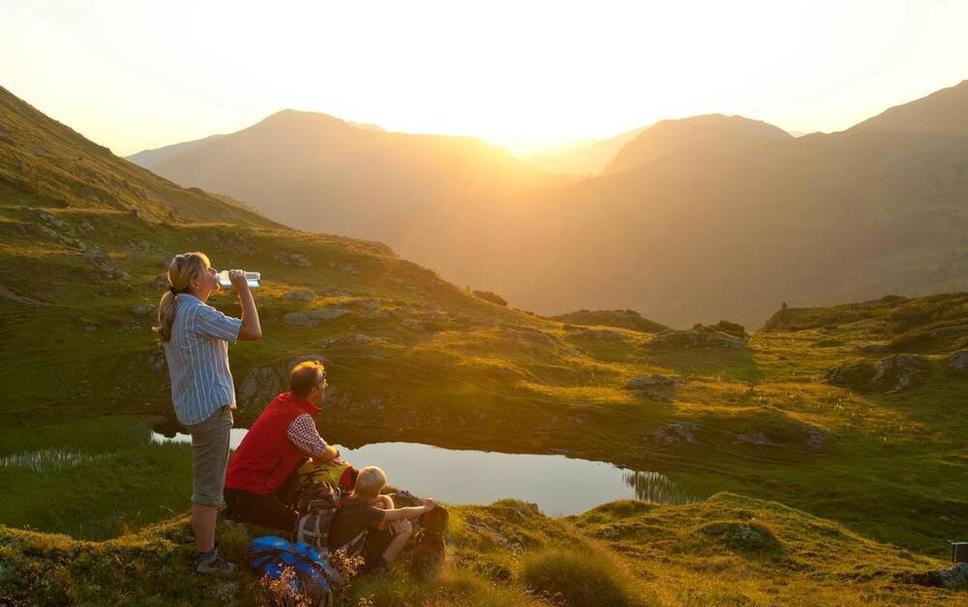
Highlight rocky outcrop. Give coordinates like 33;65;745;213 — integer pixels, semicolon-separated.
130;303;157;317
283;306;351;327
275;251;312;267
626;375;681;401
652;422;699;446
282;312;314;327
824;354;928;393
282;290;316;301
627;375;678;388
237;354;328;408
902;563;968;589
238;367;280;407
648;326;745;349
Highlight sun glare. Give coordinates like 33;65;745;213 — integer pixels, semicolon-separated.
1;0;966;156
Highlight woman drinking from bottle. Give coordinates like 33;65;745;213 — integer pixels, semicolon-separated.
154;251;262;575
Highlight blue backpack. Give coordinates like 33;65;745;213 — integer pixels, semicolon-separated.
248;536;346;606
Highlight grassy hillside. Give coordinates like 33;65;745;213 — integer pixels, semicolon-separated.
0;494;957;606
1;85;966;604
0;86;277;227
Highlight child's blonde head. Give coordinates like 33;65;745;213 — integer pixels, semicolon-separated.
353;466;387;499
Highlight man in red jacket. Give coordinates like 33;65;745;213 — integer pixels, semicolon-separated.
223;360;341;532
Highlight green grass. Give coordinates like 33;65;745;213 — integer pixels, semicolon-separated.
2;81;968;603
0;494;958;606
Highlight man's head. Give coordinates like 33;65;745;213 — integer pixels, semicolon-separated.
353;466;387;500
290;360;327;405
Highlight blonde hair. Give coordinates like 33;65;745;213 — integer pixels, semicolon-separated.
290;361;326;397
353;466;387;499
153;252;212;343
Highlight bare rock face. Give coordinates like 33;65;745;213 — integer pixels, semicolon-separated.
238;354;328;408
238;367;281;408
824;354;927;393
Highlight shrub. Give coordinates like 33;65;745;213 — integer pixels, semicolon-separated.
709;320;746;338
519;549;634;607
473;290;508;306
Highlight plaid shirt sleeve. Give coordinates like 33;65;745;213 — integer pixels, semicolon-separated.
287;413;328;457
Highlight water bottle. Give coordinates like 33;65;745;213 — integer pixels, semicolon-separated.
217;270;261;288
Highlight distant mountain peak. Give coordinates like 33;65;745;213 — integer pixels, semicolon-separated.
604;113;791;174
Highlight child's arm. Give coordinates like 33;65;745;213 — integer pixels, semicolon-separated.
370;495;394;510
381;498;437;522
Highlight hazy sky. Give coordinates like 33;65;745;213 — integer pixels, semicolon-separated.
2;0;966;156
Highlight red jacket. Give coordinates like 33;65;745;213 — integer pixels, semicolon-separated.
225;391;319;495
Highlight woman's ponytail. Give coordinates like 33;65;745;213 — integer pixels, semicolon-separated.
153;251;211;343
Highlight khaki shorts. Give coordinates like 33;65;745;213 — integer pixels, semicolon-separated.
186;405;233;508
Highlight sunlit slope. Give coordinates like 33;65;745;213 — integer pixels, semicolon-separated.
0;494;957;606
1;85;966;559
0;86;278;227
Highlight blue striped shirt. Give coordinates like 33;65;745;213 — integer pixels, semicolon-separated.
163;293;243;426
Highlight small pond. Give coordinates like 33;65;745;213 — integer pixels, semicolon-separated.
151;429;694;515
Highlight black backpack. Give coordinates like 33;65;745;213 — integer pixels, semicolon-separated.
294;482;341;553
294;483;367;558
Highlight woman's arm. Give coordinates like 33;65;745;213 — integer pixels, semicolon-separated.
229;269;262;341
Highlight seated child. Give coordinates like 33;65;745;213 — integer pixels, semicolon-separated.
327;466;436;572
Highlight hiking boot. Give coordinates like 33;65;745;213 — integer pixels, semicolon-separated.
194;545;237;576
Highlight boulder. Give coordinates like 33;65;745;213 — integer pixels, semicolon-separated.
823;361;876;388
652;422;699;446
306;307;350;321
824;354;927;393
949;350;968;373
649;326;745;350
275;252;312;267
401;318;425;331
871;354;927;393
130;303;157;317
283;312;316;327
282;290;316;301
902;563;968;589
626;374;678;388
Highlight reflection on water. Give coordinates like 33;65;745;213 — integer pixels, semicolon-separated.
151;431;697;515
624;470;694;504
